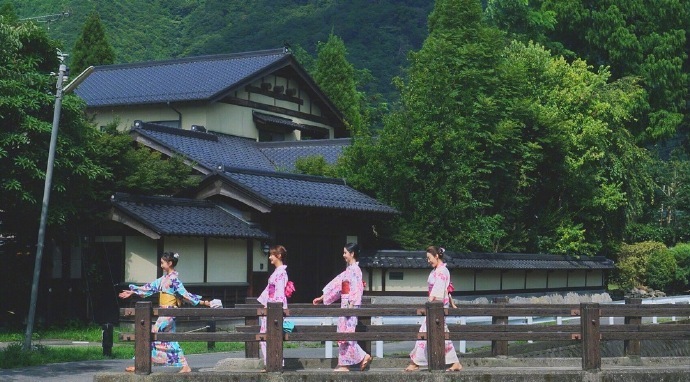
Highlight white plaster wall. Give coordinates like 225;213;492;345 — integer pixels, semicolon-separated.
165;237;204;283
568;272;587;287
475;270;501;290
548;271;568;288
125;236;157;283
385;269;428;291
207;238;246;282
587;270;603;287
253;240;268;272
453;269;474;292
525;271;548;289
502;271;525;290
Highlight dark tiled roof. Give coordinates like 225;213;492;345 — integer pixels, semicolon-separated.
75;49;290;107
133;124;275;172
258;138;350;171
218;168;398;214
111;193;269;239
359;250;615;270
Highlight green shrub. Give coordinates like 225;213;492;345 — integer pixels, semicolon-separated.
614;241;666;290
646;249;677;291
668;243;690;293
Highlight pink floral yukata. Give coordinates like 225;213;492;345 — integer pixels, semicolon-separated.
409;262;460;366
257;264;288;365
128;270;203;368
321;262;367;366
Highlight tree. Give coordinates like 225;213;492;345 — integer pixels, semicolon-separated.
312;32;367;137
70;11;115;75
345;0;653;256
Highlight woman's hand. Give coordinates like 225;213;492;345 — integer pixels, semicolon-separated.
118;290;134;299
312;296;323;305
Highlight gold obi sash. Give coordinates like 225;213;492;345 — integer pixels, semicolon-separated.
159;292;180;308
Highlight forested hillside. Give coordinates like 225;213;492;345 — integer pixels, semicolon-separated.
7;0;433;99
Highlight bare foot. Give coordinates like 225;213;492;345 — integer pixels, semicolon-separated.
125;366;135;372
360;353;372;371
333;366;349;372
404;363;420;372
446;362;463;372
179;365;192;373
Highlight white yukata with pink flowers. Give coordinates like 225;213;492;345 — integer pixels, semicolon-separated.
409;262;460;366
322;262;367;366
257;264;288;366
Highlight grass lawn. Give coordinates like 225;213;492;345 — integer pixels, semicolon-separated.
0;324;243;369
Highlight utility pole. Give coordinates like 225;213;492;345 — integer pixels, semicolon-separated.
21;49;94;350
23;51;68;351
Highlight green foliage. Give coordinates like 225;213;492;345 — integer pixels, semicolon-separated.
294;155;338;178
312;33;366;136
0;18;109;238
646;248;677;292
70;11;115;74
614;241;666;290
667;243;690;293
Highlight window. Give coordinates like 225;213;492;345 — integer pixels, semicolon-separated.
389;271;404;280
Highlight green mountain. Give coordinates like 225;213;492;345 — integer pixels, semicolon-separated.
8;0;433;99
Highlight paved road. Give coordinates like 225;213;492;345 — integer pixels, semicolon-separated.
0;341;432;382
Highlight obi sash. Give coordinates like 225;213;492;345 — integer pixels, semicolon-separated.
159;292;180;307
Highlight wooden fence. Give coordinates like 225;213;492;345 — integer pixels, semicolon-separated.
120;298;690;375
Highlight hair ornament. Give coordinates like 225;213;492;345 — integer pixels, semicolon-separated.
439;247;445;254
173;252;179;259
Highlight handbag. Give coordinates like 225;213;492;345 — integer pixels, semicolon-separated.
282;320;295;333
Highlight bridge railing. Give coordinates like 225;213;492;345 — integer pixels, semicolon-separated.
120;298;690;375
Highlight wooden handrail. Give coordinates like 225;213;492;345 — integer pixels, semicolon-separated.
125;299;690;375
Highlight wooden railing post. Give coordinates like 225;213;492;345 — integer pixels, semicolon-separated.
207;320;216;350
492;297;509;357
265;302;284;372
624;298;641;357
245;297;259;358
134;301;152;375
426;301;445;371
581;302;601;371
357;296;372;355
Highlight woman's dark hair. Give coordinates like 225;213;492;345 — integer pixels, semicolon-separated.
161;251;180;267
345;242;360;259
426;246;445;260
270;245;287;263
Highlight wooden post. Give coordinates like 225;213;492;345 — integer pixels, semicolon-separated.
134;301;152;375
581;302;601;371
265;302;284;372
207;320;216;350
426;301;445;371
491;297;509;357
624;298;641;357
357;296;372;355
245;297;259;358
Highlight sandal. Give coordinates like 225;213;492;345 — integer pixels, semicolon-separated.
404;363;420;372
360;354;372;371
446;363;463;372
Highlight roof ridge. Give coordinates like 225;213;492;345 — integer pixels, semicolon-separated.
93;48;289;72
257;138;352;148
220;167;346;185
112;193;213;207
137;122;218;142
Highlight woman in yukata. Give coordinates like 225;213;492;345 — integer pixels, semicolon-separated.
404;246;462;372
312;243;372;372
256;244;289;371
119;251;213;373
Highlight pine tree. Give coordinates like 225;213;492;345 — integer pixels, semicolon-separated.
70;11;115;74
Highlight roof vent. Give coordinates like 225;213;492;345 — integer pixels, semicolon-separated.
261;82;272;91
285;88;297;97
273;85;284;94
191;125;206;133
133;120;143;128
